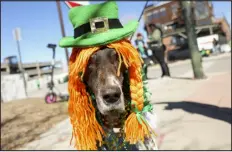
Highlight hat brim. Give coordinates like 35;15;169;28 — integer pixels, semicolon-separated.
59;20;138;48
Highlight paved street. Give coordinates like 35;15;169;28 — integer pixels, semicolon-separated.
22;53;231;150
148;53;231;78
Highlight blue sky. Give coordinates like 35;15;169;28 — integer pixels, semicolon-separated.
1;1;231;69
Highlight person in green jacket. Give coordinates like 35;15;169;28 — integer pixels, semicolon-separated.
144;23;170;77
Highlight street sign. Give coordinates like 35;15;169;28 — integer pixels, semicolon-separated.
64;1;89;8
12;27;27;96
13;28;21;41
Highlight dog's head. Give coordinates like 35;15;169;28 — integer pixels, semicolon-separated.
84;47;127;125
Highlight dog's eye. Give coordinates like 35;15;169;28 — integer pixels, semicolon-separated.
90;54;97;64
109;51;118;62
110;50;116;56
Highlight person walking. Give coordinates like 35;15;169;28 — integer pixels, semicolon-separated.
144;23;170;77
212;38;220;54
135;33;149;79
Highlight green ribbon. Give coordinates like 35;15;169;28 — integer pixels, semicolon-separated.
78;71;83;77
131;102;153;125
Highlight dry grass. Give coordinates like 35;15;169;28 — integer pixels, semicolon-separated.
1;98;69;150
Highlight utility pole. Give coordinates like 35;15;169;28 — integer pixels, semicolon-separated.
56;1;69;66
130;0;149;41
13;28;28;97
180;1;205;79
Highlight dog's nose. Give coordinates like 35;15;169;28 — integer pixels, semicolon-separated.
102;87;121;104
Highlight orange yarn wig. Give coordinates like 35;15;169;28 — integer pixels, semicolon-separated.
68;39;154;150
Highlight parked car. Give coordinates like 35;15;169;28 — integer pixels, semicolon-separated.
168;36;190;61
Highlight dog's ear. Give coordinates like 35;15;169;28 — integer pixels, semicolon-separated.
120;61;127;74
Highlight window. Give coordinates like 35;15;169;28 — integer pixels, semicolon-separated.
146;12;153;21
171;4;178;15
152;10;159;19
194;1;209;20
159;7;166;17
148;14;153;21
208;1;212;7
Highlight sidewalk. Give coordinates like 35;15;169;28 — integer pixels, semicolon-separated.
151;72;231;150
150;52;231;70
20;71;231;150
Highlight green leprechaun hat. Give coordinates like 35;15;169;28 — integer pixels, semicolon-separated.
59;1;138;48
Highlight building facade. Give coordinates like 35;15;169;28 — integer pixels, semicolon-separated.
143;1;214;32
143;1;230;53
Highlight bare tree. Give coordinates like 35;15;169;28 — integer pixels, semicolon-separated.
180;1;206;79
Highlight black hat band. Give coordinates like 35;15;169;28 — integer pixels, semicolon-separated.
74;18;123;38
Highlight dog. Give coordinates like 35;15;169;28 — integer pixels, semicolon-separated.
83;47;158;150
60;1;158;150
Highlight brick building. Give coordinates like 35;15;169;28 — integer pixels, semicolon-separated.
143;1;231;52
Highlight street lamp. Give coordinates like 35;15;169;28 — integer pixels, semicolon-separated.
47;43;57;85
47;43;57;50
129;0;149;41
13;28;28;97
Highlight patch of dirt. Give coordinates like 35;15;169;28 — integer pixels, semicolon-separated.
1;98;69;150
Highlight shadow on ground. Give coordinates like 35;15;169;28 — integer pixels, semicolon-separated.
147;76;197;80
170;77;194;80
155;101;231;124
